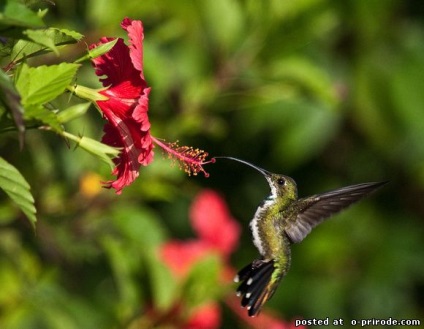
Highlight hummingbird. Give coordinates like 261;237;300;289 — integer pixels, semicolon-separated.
216;157;386;317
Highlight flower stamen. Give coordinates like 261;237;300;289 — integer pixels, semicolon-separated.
152;137;215;177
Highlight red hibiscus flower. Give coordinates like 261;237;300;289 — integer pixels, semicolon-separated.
88;18;213;194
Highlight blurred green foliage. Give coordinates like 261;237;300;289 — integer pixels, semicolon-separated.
1;0;424;328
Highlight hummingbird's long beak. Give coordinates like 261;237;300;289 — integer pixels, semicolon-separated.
214;156;271;177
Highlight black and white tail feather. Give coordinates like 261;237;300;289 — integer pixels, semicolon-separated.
234;260;280;317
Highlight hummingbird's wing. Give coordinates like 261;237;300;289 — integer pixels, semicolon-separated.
285;182;386;243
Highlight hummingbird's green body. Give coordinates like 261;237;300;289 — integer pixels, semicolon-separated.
247;173;296;292
218;157;386;317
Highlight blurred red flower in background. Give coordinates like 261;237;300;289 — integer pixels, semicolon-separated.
160;240;212;279
189;190;240;257
89;18;213;194
161;190;240;278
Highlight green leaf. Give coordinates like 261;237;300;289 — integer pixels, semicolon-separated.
16;63;80;105
23;30;60;56
57;102;91;123
0;0;45;29
0;69;25;146
11;28;83;59
0;157;36;228
57;28;84;42
24;104;63;133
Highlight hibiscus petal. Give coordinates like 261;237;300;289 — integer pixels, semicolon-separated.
100;116;142;194
121;18;145;76
92;38;138;89
132;87;151;131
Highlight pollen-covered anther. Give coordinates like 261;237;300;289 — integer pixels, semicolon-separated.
152;138;215;177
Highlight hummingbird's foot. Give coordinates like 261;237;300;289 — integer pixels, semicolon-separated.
234;259;278;317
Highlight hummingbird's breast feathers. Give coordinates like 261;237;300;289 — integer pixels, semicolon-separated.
250;201;272;256
249;174;299;258
250;196;292;259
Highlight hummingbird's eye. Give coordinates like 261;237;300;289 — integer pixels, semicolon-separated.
277;178;285;186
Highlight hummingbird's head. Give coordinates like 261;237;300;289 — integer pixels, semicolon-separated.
265;173;298;201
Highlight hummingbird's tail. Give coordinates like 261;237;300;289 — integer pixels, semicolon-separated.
234;259;281;317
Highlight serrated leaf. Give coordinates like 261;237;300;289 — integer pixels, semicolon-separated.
57;102;91;123
14;62;30;101
24;29;60;55
16;63;80;105
55;28;84;42
24;104;63;133
0;157;36;228
0;69;24;146
12;28;82;62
